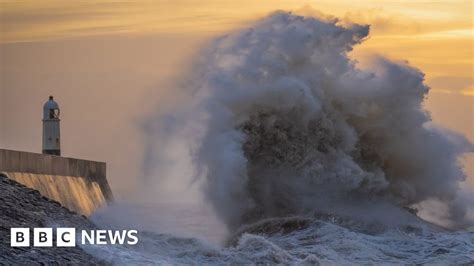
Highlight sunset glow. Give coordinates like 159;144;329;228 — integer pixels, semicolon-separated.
1;0;472;194
2;1;472;91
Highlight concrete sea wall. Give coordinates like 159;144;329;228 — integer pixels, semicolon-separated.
0;149;112;216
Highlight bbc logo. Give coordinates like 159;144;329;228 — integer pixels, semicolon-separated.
11;228;76;247
11;228;138;247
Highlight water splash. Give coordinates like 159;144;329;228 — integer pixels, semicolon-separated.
144;11;473;230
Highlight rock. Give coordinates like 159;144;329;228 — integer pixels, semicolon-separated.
0;174;105;264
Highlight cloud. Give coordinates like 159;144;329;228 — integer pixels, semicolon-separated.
1;1;472;43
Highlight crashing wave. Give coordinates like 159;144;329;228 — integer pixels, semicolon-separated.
85;214;474;265
144;11;473;230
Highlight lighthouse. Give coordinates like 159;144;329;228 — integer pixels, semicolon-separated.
42;95;61;156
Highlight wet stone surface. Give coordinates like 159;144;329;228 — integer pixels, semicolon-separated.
0;174;104;265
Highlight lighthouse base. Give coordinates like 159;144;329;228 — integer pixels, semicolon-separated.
43;149;61;156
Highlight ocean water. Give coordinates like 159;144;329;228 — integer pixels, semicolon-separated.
86;203;474;265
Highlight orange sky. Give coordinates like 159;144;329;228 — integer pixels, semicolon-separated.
1;1;472;92
0;0;472;196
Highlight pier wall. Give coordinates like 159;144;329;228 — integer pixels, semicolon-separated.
0;149;112;216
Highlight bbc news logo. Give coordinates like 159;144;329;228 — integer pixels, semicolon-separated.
11;228;138;247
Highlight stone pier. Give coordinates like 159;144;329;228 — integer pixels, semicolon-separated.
0;149;112;216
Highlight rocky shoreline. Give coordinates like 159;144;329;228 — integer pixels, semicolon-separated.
0;173;104;264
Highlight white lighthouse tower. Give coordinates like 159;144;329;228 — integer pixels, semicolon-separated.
42;95;61;156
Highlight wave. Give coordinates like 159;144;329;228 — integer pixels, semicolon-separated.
84;211;474;265
143;11;473;231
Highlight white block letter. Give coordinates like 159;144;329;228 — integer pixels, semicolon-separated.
96;230;107;245
127;230;138;245
11;228;30;247
34;228;53;247
57;228;76;247
81;230;94;245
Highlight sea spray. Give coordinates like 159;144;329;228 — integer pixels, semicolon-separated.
143;11;473;230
